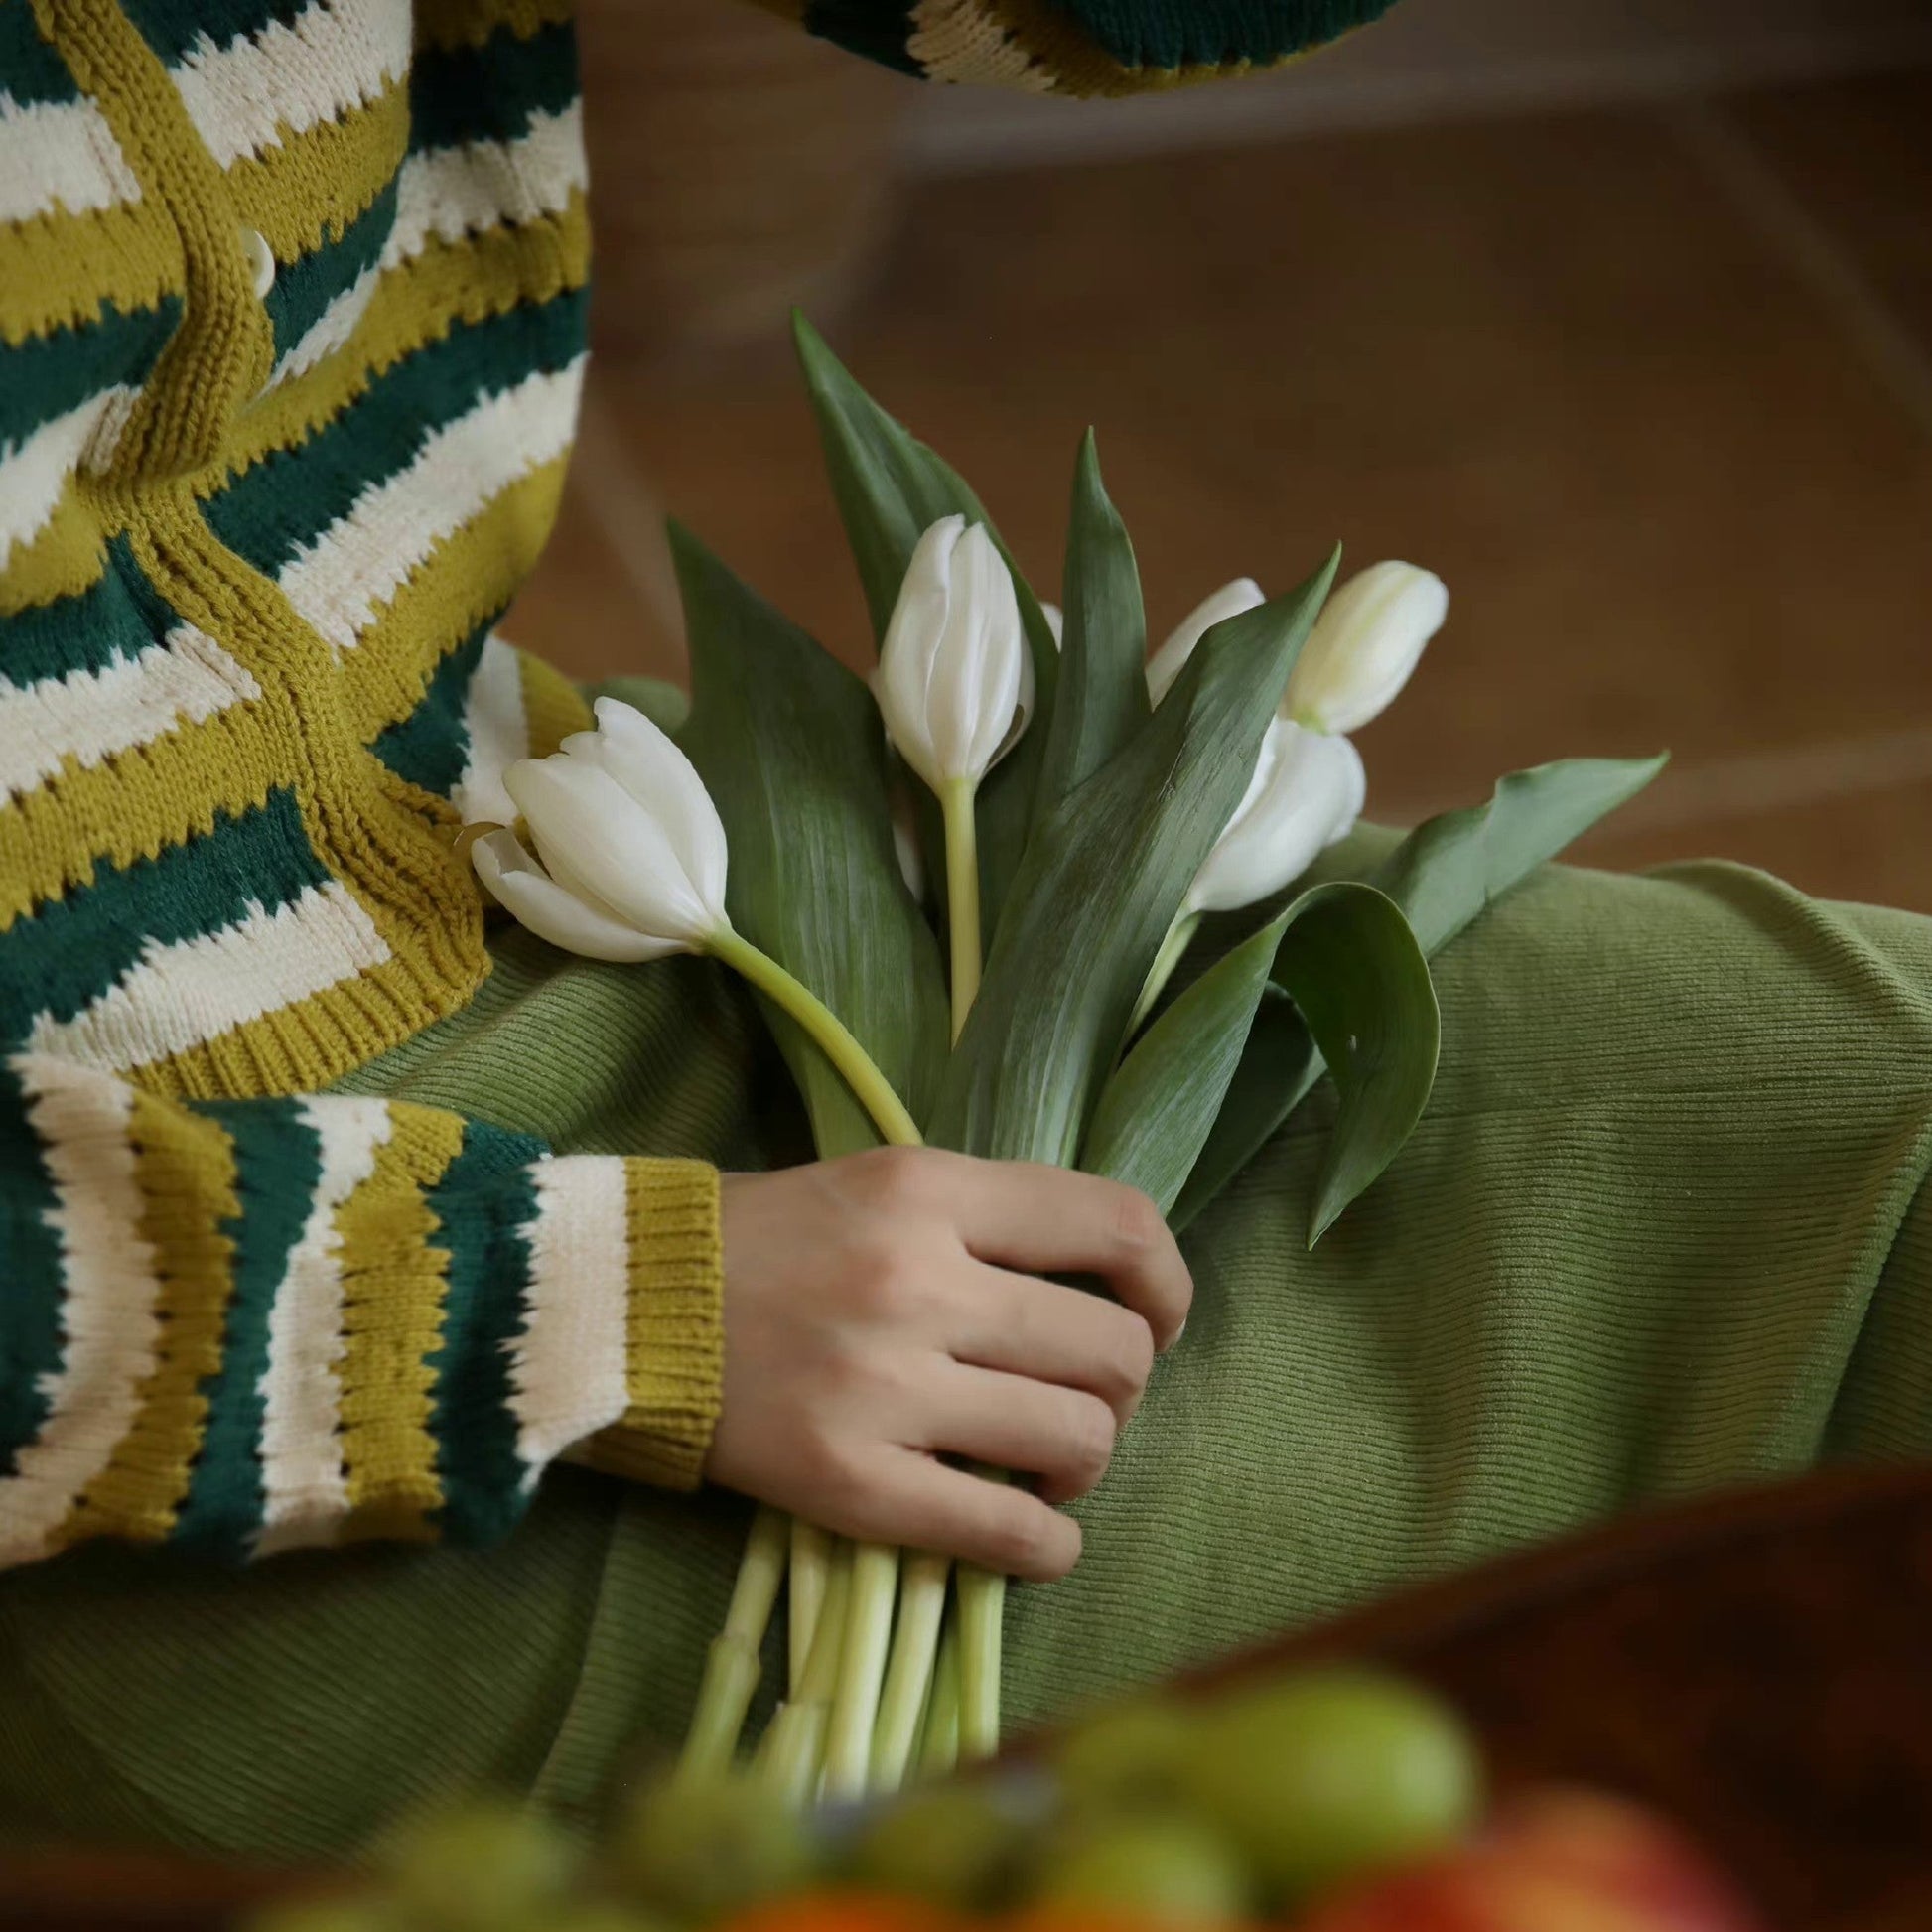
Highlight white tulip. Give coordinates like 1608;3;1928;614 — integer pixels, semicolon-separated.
875;515;1031;793
475;696;731;960
1184;718;1366;916
1040;601;1064;647
1145;577;1264;705
1284;560;1447;736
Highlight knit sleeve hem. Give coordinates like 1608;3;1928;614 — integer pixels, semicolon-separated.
573;1157;726;1491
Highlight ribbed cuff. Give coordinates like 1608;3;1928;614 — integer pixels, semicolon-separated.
578;1158;725;1491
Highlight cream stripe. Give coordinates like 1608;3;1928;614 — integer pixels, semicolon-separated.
0;1056;164;1568
278;357;585;653
0;92;142;223
382;100;587;267
0;389;133;567
266;261;381;391
170;0;412;169
26;883;391;1076
908;0;1059;91
0;625;261;804
511;1154;630;1482
254;1094;392;1555
451;631;529;825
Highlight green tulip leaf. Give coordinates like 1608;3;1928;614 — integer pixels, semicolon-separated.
1081;882;1394;1211
1274;885;1440;1245
1172;753;1667;1231
790;312;1058;935
1373;754;1669;954
1035;431;1148;818
927;552;1339;1168
671;521;948;1152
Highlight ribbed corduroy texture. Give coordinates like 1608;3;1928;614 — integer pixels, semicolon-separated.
3;819;1929;1863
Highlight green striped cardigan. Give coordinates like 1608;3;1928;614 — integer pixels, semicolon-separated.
0;0;1389;1572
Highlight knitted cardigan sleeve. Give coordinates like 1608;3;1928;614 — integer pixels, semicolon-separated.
0;1054;724;1566
0;0;727;1571
765;0;1397;94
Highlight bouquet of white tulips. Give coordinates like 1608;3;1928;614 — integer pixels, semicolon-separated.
476;320;1663;1805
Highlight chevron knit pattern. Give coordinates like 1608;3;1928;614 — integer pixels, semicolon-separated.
0;0;724;1571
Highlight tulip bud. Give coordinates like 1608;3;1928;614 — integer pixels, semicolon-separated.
1145;578;1264;705
875;516;1031;793
1184;719;1365;916
476;697;731;960
1284;561;1447;736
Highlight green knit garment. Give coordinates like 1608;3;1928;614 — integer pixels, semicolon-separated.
4;812;1930;1865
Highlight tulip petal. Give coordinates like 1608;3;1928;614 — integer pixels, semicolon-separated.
589;697;732;920
1284;560;1447;735
505;755;719;946
1185;721;1364;915
471;829;679;962
877;515;964;792
1146;578;1264;706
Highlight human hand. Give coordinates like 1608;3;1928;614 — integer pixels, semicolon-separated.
706;1147;1191;1581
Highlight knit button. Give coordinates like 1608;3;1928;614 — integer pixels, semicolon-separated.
242;226;276;300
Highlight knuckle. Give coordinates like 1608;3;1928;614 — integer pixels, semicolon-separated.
1064;1393;1117;1483
1110;1185;1167;1256
845;1144;930;1209
843;1238;911;1320
997;1505;1076;1580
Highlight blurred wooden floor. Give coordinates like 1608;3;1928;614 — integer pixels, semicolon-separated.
511;69;1932;913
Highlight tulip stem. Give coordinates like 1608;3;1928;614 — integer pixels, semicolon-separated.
1128;912;1202;1036
918;1620;961;1776
939;779;982;1042
871;1547;952;1792
787;1517;833;1696
956;1558;1007;1763
823;1540;901;1800
676;1502;788;1785
708;928;922;1149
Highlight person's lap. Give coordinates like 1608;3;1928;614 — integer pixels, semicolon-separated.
6;846;1929;1863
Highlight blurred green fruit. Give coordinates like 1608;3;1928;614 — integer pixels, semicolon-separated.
1178;1668;1482;1904
1031;1815;1252;1924
614;1774;818;1920
247;1900;401;1932
847;1784;1030;1908
383;1805;577;1932
1053;1698;1198;1814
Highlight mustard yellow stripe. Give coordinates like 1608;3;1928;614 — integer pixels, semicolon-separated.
0;701;277;931
595;1159;725;1491
413;0;573;49
345;455;570;741
220;194;590;490
142;955;481;1105
334;1103;466;1539
63;1092;238;1547
0;480;110;618
517;647;593;758
223;79;410;261
0;199;183;347
43;0;276;479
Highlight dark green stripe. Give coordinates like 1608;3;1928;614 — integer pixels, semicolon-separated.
0;0;79;105
801;1;922;76
406;18;576;152
370;612;495;800
0;1060;68;1480
119;0;308;65
0;533;172;686
204;288;587;577
263;176;396;366
424;1120;547;1545
1051;0;1393;68
0;789;330;1049
173;1095;321;1559
0;298;182;453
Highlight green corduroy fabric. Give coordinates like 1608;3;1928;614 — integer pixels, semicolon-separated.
3;816;1930;1865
